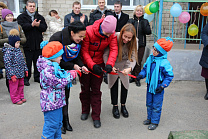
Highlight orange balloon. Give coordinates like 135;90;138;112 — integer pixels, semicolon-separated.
200;3;208;16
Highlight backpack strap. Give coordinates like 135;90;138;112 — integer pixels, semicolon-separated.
18;25;20;32
0;24;3;34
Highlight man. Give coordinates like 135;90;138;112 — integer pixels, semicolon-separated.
80;15;118;128
88;0;113;25
114;1;129;32
17;0;47;86
64;1;88;27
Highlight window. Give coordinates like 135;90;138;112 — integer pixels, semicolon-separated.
0;0;37;18
81;0;152;10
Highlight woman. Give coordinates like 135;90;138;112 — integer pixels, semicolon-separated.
200;22;208;100
0;9;26;91
128;5;151;87
49;20;88;134
103;23;137;118
44;10;64;40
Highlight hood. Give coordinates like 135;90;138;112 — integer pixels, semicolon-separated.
37;55;52;72
2;43;14;53
133;15;144;21
92;18;106;38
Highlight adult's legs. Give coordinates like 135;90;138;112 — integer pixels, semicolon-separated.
204;79;208;100
33;49;42;82
24;50;33;85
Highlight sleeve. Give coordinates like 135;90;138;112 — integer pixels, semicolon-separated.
3;50;15;78
0;29;8;46
81;31;96;70
37;16;47;32
60;59;74;70
84;15;89;27
161;61;174;88
17;15;33;32
142;19;151;35
49;20;62;33
64;15;70;27
19;25;26;45
103;47;110;64
139;57;149;78
89;12;95;25
106;33;118;67
72;53;84;67
201;22;208;47
49;31;62;42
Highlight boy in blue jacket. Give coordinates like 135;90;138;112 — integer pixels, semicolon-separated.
137;37;174;130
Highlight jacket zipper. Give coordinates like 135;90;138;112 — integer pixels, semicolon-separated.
92;38;102;60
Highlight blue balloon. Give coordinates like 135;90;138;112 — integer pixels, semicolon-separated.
170;3;182;17
144;13;155;22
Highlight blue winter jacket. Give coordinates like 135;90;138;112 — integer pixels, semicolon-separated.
139;54;174;89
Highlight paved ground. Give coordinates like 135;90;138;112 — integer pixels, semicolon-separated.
0;78;208;139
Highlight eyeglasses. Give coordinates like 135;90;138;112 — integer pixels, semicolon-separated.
152;46;159;53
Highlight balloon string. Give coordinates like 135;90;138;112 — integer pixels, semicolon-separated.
193;6;199;24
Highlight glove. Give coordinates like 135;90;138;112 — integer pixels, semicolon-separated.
68;70;77;79
156;86;164;93
11;75;17;82
25;71;28;77
104;65;112;73
93;64;103;75
136;75;143;82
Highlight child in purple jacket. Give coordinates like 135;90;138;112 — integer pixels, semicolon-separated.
36;41;77;139
2;29;28;105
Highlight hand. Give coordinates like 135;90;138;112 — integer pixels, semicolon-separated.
11;75;17;82
112;67;117;73
68;70;77;79
31;19;36;27
121;68;131;76
80;14;85;23
25;71;28;77
136;75;143;82
55;14;60;19
74;64;81;72
81;66;89;74
70;16;74;23
35;20;41;27
101;14;105;19
104;65;112;73
156;86;164;93
93;64;103;75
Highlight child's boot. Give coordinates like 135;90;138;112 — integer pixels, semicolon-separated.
16;100;23;105
21;98;27;103
143;119;151;125
148;124;158;130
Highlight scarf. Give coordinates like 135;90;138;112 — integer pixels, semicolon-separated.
1;21;19;36
146;54;167;94
26;9;35;21
96;6;108;14
62;43;81;62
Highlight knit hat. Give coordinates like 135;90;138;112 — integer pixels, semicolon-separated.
8;29;21;47
154;37;174;55
42;41;64;60
1;9;13;19
101;15;117;34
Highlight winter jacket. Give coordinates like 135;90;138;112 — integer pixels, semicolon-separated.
37;56;73;112
0;23;26;69
103;32;137;89
44;15;64;41
139;54;174;89
49;27;84;70
128;15;151;47
64;11;88;27
2;43;28;80
81;18;118;70
89;6;113;25
200;22;208;68
17;11;47;50
113;11;129;32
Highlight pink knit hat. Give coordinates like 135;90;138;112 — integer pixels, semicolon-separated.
101;15;117;34
2;9;13;19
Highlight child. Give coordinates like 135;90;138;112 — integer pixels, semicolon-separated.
2;29;28;105
137;37;174;130
36;41;77;138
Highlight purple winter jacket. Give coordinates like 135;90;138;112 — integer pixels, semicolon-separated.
37;56;73;112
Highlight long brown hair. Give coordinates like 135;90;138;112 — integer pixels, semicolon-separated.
118;23;137;63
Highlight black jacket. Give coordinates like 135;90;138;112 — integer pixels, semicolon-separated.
200;22;208;68
49;27;84;70
17;11;47;50
64;11;88;27
114;11;129;32
89;8;113;25
128;15;151;47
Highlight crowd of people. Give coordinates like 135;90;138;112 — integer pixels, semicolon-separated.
0;0;208;138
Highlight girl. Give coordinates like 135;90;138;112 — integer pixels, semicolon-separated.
128;5;151;87
37;41;77;138
103;23;137;118
2;29;28;105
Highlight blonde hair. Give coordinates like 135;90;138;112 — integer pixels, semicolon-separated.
133;5;144;16
118;23;138;63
